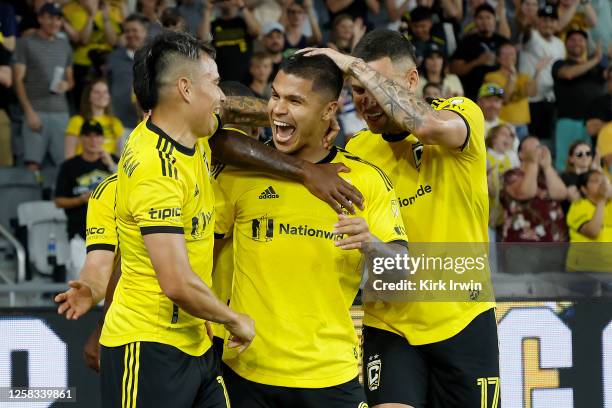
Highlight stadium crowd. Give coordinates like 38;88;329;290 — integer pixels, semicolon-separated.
0;0;611;277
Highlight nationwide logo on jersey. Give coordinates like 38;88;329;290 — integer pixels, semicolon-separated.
191;210;214;239
412;141;424;170
251;216;274;242
367;355;382;391
259;186;279;199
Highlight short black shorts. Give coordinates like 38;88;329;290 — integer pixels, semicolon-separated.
223;363;368;408
100;342;229;408
362;309;500;408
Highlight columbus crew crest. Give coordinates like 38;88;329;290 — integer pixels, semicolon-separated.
412;142;424;170
367;356;382;391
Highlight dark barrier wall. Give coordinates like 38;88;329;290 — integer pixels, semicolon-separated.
1;302;612;408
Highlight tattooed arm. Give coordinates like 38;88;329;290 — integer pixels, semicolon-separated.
300;48;468;149
221;96;270;128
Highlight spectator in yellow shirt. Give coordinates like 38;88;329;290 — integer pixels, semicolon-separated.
484;41;549;138
598;121;612;176
65;78;123;158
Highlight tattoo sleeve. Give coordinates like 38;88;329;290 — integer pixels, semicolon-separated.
348;59;436;133
221;96;270;127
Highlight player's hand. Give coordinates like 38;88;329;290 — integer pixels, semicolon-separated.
302;161;364;214
322;117;340;150
298;47;359;73
55;280;95;320
205;321;214;342
333;214;372;250
83;325;101;372
225;313;255;353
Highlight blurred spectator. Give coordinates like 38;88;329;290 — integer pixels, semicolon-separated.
509;0;538;43
0;43;11;167
325;0;380;29
422;82;443;99
586;66;612;138
557;0;597;39
388;0;463;30
55;120;117;278
401;6;448;65
137;0;163;38
250;0;282;28
484;41;545;138
519;4;565;141
107;13;147;135
589;0;611;51
201;0;260;82
500;136;568;242
416;43;463;98
327;14;364;54
461;0;510;39
567;170;612;241
161;7;187;31
0;1;17;52
561;140;600;211
261;21;285;80
65;78;123;158
63;0;122;109
450;3;508;100
337;79;366;141
477;82;514;137
552;28;605;170
280;0;322;55
248;51;272;98
598;122;612;174
14;3;74;173
176;0;204;35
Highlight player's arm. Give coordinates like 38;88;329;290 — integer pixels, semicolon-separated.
209;128;364;214
220;96;270;127
300;48;468;149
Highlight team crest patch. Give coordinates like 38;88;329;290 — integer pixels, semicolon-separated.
366;356;382;391
412;142;424;170
358;403;369;408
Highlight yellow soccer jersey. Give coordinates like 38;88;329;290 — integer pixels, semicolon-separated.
215;147;407;388
566;198;612;272
567;198;612;243
85;174;117;253
347;96;495;345
100;118;218;356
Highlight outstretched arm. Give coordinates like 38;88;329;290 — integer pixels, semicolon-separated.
220;96;270;127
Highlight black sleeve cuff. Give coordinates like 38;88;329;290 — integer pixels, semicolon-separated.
140;226;184;235
86;243;116;253
443;108;471;152
387;239;408;248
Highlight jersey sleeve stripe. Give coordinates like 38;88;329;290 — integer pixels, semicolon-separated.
92;175;117;200
338;149;394;192
86;243;116;253
140;226;184;235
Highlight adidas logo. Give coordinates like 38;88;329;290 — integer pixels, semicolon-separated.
259;186;279;199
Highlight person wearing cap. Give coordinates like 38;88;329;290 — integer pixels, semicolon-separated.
519;3;566;140
417;43;464;98
477;82;518;140
400;6;448;65
200;0;261;82
450;2;509;100
261;20;286;80
552;28;605;170
55;120;118;279
14;2;74;173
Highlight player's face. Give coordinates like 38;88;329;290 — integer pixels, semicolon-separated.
538;16;558;38
192;54;226;137
269;71;333;155
352;57;418;135
475;11;495;36
90;81;110;110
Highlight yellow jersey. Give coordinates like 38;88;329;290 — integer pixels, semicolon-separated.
484;71;531;125
346;96;495;345
85;174;117;253
566;198;612;272
66;114;124;156
100;118;218;356
215;146;407;388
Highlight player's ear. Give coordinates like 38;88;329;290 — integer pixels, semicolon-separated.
177;76;191;103
322;101;339;121
406;68;419;92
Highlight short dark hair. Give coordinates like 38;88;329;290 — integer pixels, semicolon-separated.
124;13;149;27
220;81;256;98
133;31;215;111
410;6;433;23
577;169;601;194
475;3;496;17
279;53;343;100
352;29;417;67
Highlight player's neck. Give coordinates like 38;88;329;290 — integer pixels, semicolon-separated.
294;142;332;164
150;108;197;150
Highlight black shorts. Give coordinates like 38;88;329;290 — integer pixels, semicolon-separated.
100;342;230;408
223;363;368;408
362;309;500;408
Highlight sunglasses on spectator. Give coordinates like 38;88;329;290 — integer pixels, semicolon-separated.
574;150;592;157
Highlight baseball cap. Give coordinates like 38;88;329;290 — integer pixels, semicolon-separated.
38;3;63;17
424;43;444;59
474;3;496;17
80;120;104;136
538;4;558;19
478;83;504;98
262;21;285;36
566;27;588;40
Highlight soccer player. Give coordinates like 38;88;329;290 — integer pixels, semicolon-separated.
213;53;408;408
99;32;254;408
302;29;499;408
